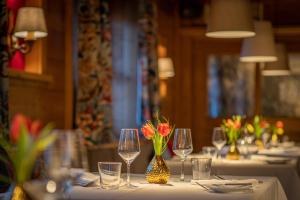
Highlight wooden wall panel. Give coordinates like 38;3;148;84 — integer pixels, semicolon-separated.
157;0;300;151
9;0;66;128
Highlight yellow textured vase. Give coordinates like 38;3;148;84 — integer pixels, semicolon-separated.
11;185;28;200
145;156;170;184
255;139;264;150
226;143;240;160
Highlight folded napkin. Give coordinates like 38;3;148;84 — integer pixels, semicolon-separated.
191;178;259;186
73;171;99;187
192;179;259;193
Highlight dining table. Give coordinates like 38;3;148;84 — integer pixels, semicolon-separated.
69;174;287;200
167;155;300;200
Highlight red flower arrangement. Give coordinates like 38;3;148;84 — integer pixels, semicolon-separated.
0;114;56;184
141;115;174;156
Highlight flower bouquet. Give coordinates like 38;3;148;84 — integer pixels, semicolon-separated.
222;115;242;160
0;114;56;200
141;115;174;184
270;121;284;146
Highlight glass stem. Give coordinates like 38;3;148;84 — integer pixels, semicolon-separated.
180;158;185;181
127;163;131;186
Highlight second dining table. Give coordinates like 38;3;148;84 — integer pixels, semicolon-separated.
167;156;300;200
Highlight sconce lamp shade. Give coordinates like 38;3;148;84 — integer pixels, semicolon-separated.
262;43;290;76
158;58;175;79
206;0;255;38
240;21;277;63
14;7;47;40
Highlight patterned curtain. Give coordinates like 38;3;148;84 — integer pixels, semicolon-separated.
0;0;9;137
137;0;160;125
76;0;113;146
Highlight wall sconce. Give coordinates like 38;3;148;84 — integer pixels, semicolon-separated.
158;57;175;98
158;58;175;79
8;7;47;54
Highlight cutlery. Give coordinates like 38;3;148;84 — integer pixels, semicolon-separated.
195;182;211;192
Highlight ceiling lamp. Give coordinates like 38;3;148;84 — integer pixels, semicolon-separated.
158;58;175;79
14;7;48;40
206;0;255;38
262;44;290;76
240;21;277;63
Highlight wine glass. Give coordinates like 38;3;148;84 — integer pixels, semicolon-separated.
212;127;226;159
118;129;140;187
172;128;193;181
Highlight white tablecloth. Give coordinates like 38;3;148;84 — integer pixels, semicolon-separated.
167;158;300;200
69;175;287;200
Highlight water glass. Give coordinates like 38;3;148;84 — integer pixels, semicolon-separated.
191;157;212;180
98;162;122;189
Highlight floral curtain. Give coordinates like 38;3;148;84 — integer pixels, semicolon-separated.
137;0;160;125
0;0;9;137
76;0;113;146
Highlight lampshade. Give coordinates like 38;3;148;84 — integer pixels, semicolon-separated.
262;44;290;76
158;58;175;79
240;21;277;62
14;7;47;40
206;0;255;38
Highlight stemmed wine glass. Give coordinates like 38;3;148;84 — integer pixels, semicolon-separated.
212;127;227;159
172;128;193;181
118;129;141;187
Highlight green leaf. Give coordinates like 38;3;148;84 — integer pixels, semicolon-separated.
35;133;56;151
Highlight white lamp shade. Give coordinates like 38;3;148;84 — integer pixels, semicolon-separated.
240;21;277;63
206;0;255;38
158;58;175;79
262;43;290;76
14;7;47;40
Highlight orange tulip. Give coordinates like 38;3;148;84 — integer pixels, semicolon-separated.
157;123;171;137
141;123;155;139
276;121;284;129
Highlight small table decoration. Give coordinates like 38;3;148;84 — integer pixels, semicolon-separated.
222;115;242;160
270;121;284;146
141;114;174;184
0;114;56;200
251;115;269;149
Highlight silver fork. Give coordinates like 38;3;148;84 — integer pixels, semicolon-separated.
195;182;211;192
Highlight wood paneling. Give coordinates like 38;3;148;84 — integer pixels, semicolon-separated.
9;0;66;128
157;0;300;152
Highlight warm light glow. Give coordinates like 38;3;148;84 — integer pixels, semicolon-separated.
14;7;47;40
14;31;47;39
240;21;277;63
240;56;277;62
206;31;255;38
262;70;290;76
158;58;175;79
46;180;57;193
206;0;255;39
263;43;290;74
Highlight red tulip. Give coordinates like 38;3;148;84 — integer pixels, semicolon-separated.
260;120;268;129
276;121;284;129
10;113;30;142
30;120;42;138
157;123;171;137
10;114;43;142
141;123;155;139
